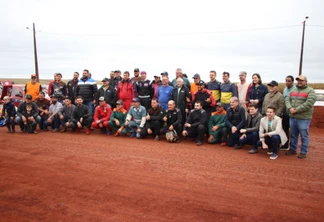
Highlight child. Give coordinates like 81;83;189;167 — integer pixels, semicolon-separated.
21;104;38;134
1;96;16;133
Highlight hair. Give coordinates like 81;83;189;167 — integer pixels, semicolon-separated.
176;77;183;83
83;69;89;73
26;104;33;109
176;68;182;73
230;96;239;103
151;98;158;103
74;72;79;75
240;71;247;76
76;96;83;100
267;105;276;112
55;73;62;77
194;100;203;106
210;70;216;75
3;96;10;100
248;103;258;109
182;74;188;78
286;75;294;82
252;73;262;84
124;71;130;75
223;71;230;77
39;91;45;96
168;100;175;105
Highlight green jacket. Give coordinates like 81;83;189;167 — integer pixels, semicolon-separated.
110;108;127;126
208;110;226;134
285;85;316;120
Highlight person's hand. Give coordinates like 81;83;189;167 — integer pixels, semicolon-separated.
77;122;82;128
98;123;103;128
21;116;27;123
28;116;34;122
96;120;101;124
80;118;83;123
185;123;191;128
60;115;64;120
163;116;167;122
136;128;141;133
212;125;219;132
185;108;189;113
186;97;190;103
206;98;211;103
290;108;297;115
125;121;129;126
169;125;174;131
117;128;122;133
254;99;259;104
240;129;247;134
44;110;49;115
240;134;246;140
10;117;14;120
231;126;237;134
182;130;188;137
65;122;70;127
115;119;120;126
93;100;96;105
47;118;52;124
146;114;150;120
260;133;265;138
147;128;152;134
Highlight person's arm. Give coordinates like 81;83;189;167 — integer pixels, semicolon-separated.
231;83;238;97
259;118;266;141
218;114;227;128
150;109;164;121
191;110;206;128
295;89;316;113
246;114;262;133
24;84;27;93
82;105;91;118
285;92;292;111
225;112;233;128
32;103;39;119
62;83;67;96
268;117;283;137
236;108;246;130
171;109;182;127
139;108;147;128
277;94;285;117
93;107;99;122
71;108;78;123
111;88;117;107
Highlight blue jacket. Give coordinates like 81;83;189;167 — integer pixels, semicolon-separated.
76;77;98;103
2;101;16;117
157;85;173;111
248;84;268;109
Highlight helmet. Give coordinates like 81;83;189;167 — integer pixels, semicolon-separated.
166;130;178;143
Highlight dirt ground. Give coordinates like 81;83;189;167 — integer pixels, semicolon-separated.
0;127;324;222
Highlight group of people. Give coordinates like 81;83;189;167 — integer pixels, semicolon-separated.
1;68;316;160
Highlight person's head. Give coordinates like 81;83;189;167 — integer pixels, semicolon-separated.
248;103;258;116
110;71;115;79
31;74;37;83
267;80;279;93
51;95;58;104
26;104;32;112
296;75;308;88
154;75;160;82
75;96;83;106
182;73;188;78
222;72;230;83
192;74;200;84
229;96;239;109
82;69;89;79
140;71;147;81
116;100;123;110
73;72;79;81
64;97;72;106
162;76;169;86
239;71;247;82
285;75;294;88
252;73;262;85
3;96;10;104
266;106;276;120
38;91;45;100
197;80;206;91
175;68;182;78
134;68;140;78
176;77;184;88
55;73;62;81
168;100;176;111
98;97;106;107
216;102;224;112
194;100;203;110
102;78;109;86
115;70;121;78
210;70;216;82
123;71;130;80
151;98;159;109
25;94;32;104
161;71;168;78
132;97;140;108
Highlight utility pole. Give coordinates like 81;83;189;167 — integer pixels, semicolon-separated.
298;16;309;76
33;23;40;82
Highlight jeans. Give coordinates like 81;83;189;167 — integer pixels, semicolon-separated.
126;121;141;138
83;101;94;115
239;131;259;149
15;115;41;129
227;128;241;146
264;135;281;154
290;118;311;154
282;114;290;147
5;116;15;130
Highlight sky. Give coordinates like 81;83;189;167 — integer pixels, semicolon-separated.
1;0;324;83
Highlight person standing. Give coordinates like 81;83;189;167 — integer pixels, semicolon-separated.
157;76;173;111
207;70;221;105
151;75;161;99
171;68;190;89
136;71;152;110
285;75;316;159
262;80;285;117
220;72;237;111
117;71;134;111
247;73;268;113
237;71;250;112
171;78;191;125
25;74;42;101
67;72;79;104
190;73;200;99
50;73;67;102
96;78;117;108
112;70;123;91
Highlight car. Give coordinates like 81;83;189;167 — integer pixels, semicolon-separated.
314;89;324;106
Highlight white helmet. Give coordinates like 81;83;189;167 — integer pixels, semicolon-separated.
166;130;178;143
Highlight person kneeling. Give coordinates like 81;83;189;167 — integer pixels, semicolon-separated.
70;96;93;135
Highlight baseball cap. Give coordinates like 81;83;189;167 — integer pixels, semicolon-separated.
134;68;140;72
31;74;37;78
216;102;224;107
198;80;206;86
99;96;105;101
140;71;147;75
116;100;123;105
154;75;160;78
101;77;109;82
267;80;279;86
193;74;200;79
161;71;168;76
296;75;307;81
132;97;140;103
26;94;32;100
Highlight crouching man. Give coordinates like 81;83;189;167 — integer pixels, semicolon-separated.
91;97;112;135
70;96;93;135
125;98;146;138
208;102;227;144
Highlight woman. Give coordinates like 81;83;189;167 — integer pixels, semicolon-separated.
247;73;268;113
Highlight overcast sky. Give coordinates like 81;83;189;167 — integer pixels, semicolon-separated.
1;0;324;83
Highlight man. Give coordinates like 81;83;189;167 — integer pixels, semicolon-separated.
76;69;98;115
157;76;173;111
259;106;288;160
108;100;128;136
47;73;56;95
136;71;152;110
182;101;207;146
47;95;64;132
67;72;79;104
125;98;146;138
131;68;141;84
96;78;117;108
262;80;285;117
117;71;134;111
35;91;51;130
15;94;41;132
108;71;115;87
112;70;123;91
91;96;112;134
151;75;161;99
140;98;164;140
208;102;227;144
70;96;93;135
239;103;263;154
25;74;42;101
237;71;250;112
220;72;238;111
50;73;67;102
59;97;76;132
161;71;173;86
225;97;246;148
207;70;221;105
190;73;200;99
171;68;190;89
161;100;182;141
281;75;296;150
171;78;191;125
285;75;316;159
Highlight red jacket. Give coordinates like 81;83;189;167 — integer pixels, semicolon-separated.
118;79;134;100
94;104;112;122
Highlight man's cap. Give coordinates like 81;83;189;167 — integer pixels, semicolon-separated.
267;80;279;86
198;80;206;86
116;100;123;105
193;73;200;79
140;71;147;75
132;97;140;103
26;94;32;100
102;77;109;82
50;94;60;99
154;75;160;78
161;71;168;76
296;75;307;81
114;70;121;73
31;74;37;78
134;68;140;72
216;102;224;107
99;96;105;101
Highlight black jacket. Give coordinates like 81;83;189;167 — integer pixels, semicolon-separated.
1;101;16;117
164;108;182;127
76;77;98;103
96;86;117;107
226;105;246;129
136;79;153;98
67;79;79;102
71;104;91;123
171;85;190;111
17;102;39;119
184;109;206;129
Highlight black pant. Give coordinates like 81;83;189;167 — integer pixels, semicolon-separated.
227;127;240;146
185;124;206;142
140;120;161;138
70;116;93;129
282;114;290;147
161;123;182;137
139;98;151;111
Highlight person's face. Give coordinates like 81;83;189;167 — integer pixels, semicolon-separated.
99;100;105;107
154;76;160;82
51;98;58;104
239;73;246;81
116;104;122;110
216;105;223;112
222;74;229;82
210;72;216;81
168;101;175;110
140;73;146;81
198;84;204;91
176;79;183;88
162;77;168;85
31;76;37;83
249;107;257;116
56;75;62;81
25;98;32;104
73;73;79;80
38;93;44;100
266;108;275;119
268;85;277;93
82;71;88;79
4;99;9;104
230;99;238;109
297;79;307;88
65;99;71;106
123;73;129;80
252;75;259;84
110;72;115;78
103;80;108;86
194;77;200;84
176;70;182;78
116;72;121;78
285;77;293;88
26;106;32;112
76;98;83;105
133;102;140;108
194;102;202;110
134;71;140;77
151;100;158;109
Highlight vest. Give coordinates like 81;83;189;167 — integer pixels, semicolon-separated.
26;82;41;101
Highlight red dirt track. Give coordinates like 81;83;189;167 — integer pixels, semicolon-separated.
1;127;324;221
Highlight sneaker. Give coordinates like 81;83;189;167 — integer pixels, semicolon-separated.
85;128;90;135
270;153;278;160
33;130;38;134
248;149;258;154
267;151;273;155
234;144;241;149
52;129;59;132
196;141;202;146
60;127;67;133
11;129;15;133
154;135;159;141
7;128;11;133
285;149;297;156
298;153;307;159
280;146;289;151
220;142;227;146
106;130;112;135
130;132;136;138
100;128;106;134
136;132;141;138
115;131;120;137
